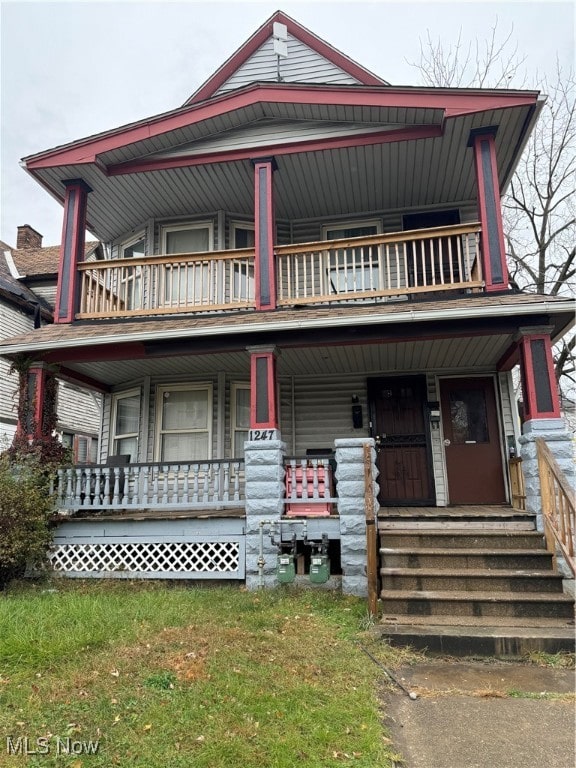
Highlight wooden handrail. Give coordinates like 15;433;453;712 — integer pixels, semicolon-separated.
509;457;526;511
77;246;255;271
364;443;379;616
536;437;575;576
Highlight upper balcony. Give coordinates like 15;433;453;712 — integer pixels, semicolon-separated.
77;222;482;320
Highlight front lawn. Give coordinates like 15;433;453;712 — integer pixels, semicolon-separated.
0;582;400;767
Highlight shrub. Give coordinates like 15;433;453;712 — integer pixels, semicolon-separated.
0;452;55;590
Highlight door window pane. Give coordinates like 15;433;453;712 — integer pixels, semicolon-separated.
449;389;489;444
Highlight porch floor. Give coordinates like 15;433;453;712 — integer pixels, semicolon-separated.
56;507;246;522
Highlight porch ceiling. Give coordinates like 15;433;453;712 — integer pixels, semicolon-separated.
27;99;539;244
56;334;515;387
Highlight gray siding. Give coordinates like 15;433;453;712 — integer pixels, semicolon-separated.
0;304;29;435
215;33;361;96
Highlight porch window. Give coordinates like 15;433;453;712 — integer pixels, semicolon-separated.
156;384;212;462
231;383;250;458
161;223;214;305
111;390;140;461
231;223;255;301
120;234;145;310
323;222;380;293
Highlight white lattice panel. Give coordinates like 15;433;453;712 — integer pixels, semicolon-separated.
48;538;244;579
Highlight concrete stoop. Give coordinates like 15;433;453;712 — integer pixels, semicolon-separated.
377;507;575;656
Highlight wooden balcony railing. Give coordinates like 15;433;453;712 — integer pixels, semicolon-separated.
536;438;575;576
77;248;255;318
276;223;482;305
52;459;245;512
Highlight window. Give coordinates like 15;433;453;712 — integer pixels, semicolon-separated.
323;222;380;293
120;234;145;310
231;384;250;458
161;223;214;305
403;210;462;287
111;390;140;461
231;223;255;302
449;388;489;444
156;384;212;462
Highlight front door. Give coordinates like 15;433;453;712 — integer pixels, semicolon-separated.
440;377;506;504
368;376;434;505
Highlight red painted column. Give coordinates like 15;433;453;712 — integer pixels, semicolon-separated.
518;331;560;421
248;346;279;433
252;158;277;310
55;178;92;323
469;128;508;292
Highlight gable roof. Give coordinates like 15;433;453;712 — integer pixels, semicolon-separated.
184;10;388;105
11;241;101;278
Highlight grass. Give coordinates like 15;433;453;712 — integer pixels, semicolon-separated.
0;580;402;767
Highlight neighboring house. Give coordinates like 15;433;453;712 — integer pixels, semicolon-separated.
0;226;102;460
0;12;573;650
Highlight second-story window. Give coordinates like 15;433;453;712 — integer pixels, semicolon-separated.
231;223;255;302
161;223;214;306
120;234;145;310
323;222;380;294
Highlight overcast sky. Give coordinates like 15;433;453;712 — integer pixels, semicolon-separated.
1;0;573;246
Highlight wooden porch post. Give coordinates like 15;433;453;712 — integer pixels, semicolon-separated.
469;128;508;292
518;329;561;421
248;346;280;436
252;157;277;311
55;178;92;323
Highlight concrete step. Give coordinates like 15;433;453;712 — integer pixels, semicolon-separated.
379;589;575;619
380;568;565;593
374;621;576;656
379;530;546;549
380;547;555;570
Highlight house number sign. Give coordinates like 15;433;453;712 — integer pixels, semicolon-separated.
249;429;280;441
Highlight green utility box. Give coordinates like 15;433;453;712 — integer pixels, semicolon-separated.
277;554;296;584
309;555;330;584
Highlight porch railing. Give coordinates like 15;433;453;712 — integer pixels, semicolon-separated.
536;438;575;576
77;248;255;319
276;223;483;305
52;459;245;512
283;456;337;515
509;457;526;510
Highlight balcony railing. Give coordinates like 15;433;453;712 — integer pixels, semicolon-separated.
77;248;255;319
276;223;482;305
75;224;483;319
52;459;245;513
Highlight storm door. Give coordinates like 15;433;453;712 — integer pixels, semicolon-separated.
368;376;434;505
440;377;506;504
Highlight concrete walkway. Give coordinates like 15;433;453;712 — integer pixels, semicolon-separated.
381;660;575;768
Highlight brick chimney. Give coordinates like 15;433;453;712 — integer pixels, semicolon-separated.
16;225;43;249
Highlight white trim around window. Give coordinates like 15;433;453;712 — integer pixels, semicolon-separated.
161;221;214;254
231;382;250;459
155;383;213;462
110;388;141;462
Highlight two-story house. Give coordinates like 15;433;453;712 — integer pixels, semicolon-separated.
1;12;573;651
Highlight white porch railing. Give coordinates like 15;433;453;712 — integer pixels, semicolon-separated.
53;460;245;512
77;248;255;319
276;223;482;305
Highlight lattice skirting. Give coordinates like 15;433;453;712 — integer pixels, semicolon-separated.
47;536;245;579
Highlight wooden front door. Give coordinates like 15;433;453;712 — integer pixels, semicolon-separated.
440;377;506;504
368;376;434;505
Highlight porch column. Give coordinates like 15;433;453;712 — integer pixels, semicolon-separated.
248;345;280;436
55;178;92;323
516;329;574;537
252;157;277;310
15;363;56;442
468;128;508;292
334;438;379;597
